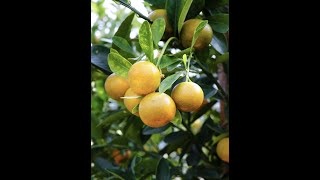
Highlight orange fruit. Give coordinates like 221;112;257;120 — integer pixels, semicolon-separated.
111;149;131;165
139;92;176;128
148;9;173;40
171;82;204;112
128;61;161;95
104;73;130;101
124;88;142;116
180;19;213;51
216;137;229;163
194;99;209;112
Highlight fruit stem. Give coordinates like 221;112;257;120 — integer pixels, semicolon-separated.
212;132;229;146
185;53;193;82
113;0;152;23
156;37;178;68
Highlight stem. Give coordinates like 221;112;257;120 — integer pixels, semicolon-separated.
212;132;229;146
156;37;177;67
113;0;152;23
185;53;193;82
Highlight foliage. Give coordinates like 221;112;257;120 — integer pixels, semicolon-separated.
91;0;229;179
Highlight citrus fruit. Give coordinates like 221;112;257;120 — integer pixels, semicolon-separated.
124;88;142;116
128;61;161;95
171;82;204;112
139;92;176;128
112;149;131;165
104;73;130;101
180;19;213;51
216;137;229;163
148;9;173;40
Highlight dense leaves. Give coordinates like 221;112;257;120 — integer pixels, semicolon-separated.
91;0;229;179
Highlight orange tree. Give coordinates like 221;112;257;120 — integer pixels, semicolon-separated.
91;0;229;179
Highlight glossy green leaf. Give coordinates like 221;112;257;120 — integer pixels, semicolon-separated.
131;156;142;176
91;45;112;75
191;20;208;51
156;158;171;180
159;71;184;93
113;12;135;42
205;0;229;9
142;123;171;135
191;100;215;121
97;110;130;127
178;0;193;35
166;0;181;36
211;32;228;54
108;52;132;78
112;36;135;56
215;52;229;63
139;21;154;63
144;0;166;8
167;61;181;71
151;18;165;48
159;55;180;69
186;0;205;20
124;117;144;145
105;169;126;180
207;13;229;33
171;110;182;125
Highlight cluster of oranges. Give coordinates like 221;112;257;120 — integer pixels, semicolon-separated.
148;9;213;51
105;60;204;128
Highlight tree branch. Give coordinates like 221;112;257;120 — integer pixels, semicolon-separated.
113;0;152;23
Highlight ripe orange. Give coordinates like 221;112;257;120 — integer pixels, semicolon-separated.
124;88;142;116
194;99;209;112
128;61;161;95
112;149;131;165
104;73;130;101
148;9;173;40
216;137;229;163
139;92;176;128
171;82;204;112
180;19;213;51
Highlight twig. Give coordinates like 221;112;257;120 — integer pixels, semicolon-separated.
113;0;152;23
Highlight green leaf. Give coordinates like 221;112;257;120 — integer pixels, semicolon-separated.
167;61;181;71
151;18;166;48
178;0;193;35
215;52;229;63
97;110;130;127
91;45;112;75
156;158;171;180
131;156;142;176
139;21;154;63
124;117;144;145
205;0;229;9
105;169;126;180
113;12;135;41
203;88;218;99
166;0;181;37
211;32;228;54
191;20;208;51
144;0;166;8
112;36;135;56
171;110;182;125
159;72;184;93
159;55;180;69
191;100;216;121
108;52;132;78
132;104;139;114
207;13;229;33
186;0;205;20
142;123;171;135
